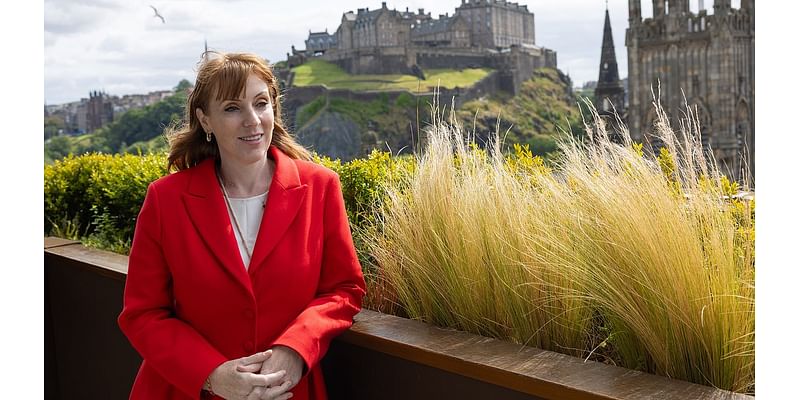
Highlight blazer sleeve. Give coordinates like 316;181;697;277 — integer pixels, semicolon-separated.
271;172;367;373
118;183;228;399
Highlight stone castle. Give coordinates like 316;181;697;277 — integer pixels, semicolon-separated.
289;0;557;95
622;0;755;181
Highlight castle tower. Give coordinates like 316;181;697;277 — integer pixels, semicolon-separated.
626;0;754;183
86;90;113;132
595;7;625;118
628;0;641;22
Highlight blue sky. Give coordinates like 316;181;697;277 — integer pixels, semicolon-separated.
45;0;648;105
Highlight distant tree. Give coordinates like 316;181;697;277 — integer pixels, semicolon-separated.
45;135;74;160
100;89;187;152
175;79;193;93
44;115;66;140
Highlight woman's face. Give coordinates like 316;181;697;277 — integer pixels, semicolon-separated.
196;73;274;167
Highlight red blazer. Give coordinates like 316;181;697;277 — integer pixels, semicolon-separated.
118;146;366;400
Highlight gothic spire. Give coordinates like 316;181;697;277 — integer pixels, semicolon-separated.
597;8;620;86
594;8;625;114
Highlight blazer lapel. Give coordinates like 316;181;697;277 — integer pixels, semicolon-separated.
248;146;308;275
182;158;253;295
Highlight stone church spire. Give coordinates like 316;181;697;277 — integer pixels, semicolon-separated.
594;7;625;114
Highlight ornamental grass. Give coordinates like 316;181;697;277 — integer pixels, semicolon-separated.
368;96;754;393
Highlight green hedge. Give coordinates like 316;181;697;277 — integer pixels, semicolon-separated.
44;153;168;253
44;150;415;258
315;151;416;273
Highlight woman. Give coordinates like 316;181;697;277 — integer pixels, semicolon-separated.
118;52;366;400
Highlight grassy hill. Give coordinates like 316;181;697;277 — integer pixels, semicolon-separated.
292;59;492;92
292;67;584;161
455;68;586;158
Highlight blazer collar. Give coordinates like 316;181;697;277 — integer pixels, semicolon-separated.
185;146;303;197
182;146;308;294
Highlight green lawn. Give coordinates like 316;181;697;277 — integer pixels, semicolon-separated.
292;59;492;92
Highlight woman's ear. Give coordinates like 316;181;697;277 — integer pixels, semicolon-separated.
195;107;209;132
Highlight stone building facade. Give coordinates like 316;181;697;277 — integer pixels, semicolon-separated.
626;0;755;181
454;0;536;49
335;5;432;51
86;91;114;133
305;30;337;54
411;14;471;48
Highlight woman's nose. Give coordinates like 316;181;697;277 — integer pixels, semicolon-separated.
243;106;260;126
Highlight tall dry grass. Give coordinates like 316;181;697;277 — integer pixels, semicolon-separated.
368;96;754;393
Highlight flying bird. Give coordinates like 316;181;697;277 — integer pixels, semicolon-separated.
150;5;165;24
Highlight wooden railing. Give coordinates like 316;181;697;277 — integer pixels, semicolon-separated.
44;238;754;400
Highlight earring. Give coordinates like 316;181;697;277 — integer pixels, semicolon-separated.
206;132;213;142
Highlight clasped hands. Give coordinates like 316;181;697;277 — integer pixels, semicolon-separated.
207;345;304;400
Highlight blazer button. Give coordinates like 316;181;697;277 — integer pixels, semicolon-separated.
244;341;254;352
243;309;254;319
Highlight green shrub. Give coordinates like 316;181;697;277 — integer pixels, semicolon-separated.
395;92;416;108
295;95;327;129
45;153;111;234
44;152;167;254
330;151;415;223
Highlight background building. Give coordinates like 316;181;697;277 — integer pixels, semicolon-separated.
626;0;754;181
86;91;114;133
454;0;536;49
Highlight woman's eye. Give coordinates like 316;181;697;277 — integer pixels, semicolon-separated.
256;101;269;108
224;105;239;112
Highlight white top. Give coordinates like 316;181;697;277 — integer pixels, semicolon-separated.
224;191;267;269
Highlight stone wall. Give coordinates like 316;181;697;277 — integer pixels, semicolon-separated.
326;48;415;75
417;52;489;69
